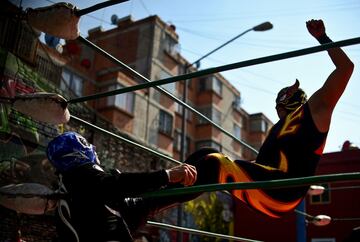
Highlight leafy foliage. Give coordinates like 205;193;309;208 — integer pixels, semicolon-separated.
184;192;231;242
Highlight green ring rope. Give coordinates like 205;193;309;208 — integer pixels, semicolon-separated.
142;172;360;198
71;36;258;154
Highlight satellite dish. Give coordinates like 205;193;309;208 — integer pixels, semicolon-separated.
44;33;60;48
111;14;118;25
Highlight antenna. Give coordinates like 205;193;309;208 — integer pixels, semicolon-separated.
111;14;118;25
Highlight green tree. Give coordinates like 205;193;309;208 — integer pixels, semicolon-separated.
184;192;231;242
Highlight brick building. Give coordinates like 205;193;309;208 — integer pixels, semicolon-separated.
79;15;272;161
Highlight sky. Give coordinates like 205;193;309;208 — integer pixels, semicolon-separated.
19;0;360;153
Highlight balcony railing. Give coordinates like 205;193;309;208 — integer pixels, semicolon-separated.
0;17;38;64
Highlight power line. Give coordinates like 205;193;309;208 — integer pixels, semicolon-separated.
138;0;151;16
151;0;359;19
169;2;360;23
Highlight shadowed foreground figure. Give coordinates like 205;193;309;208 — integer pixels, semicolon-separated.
46;19;353;242
47;132;198;242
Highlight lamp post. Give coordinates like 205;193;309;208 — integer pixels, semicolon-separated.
191;21;273;69
177;21;273;242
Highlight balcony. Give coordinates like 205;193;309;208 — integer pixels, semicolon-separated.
0;17;38;64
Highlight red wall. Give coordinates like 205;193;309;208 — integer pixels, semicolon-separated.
307;149;360;242
232;149;360;242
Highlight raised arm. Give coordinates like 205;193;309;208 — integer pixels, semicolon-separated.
306;19;354;132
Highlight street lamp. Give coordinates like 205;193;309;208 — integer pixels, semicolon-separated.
191;21;273;68
177;21;273;242
180;20;273;164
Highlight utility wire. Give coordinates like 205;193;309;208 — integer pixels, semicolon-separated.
138;0;151;16
170;2;360;23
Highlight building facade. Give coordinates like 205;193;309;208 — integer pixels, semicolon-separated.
80;15;271;161
306;147;360;242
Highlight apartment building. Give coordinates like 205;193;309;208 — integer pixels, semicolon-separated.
72;15;272;161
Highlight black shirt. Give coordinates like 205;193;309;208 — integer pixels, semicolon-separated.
58;163;169;242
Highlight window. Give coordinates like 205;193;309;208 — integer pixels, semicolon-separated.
174;130;190;153
158;70;176;95
311;184;330;204
163;32;179;56
159;110;173;136
233;123;241;140
250;119;268;133
175;99;193;121
212;76;222;95
107;83;135;114
197;107;222;125
196;140;221;151
61;69;84;97
198;76;222;96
